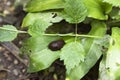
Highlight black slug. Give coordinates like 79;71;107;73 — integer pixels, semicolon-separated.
48;40;65;51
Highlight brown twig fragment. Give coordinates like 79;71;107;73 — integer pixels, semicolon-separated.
1;42;28;67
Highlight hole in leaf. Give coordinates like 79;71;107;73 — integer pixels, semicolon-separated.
52;13;57;18
29;50;32;53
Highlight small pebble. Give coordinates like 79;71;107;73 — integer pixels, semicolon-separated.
22;69;26;73
6;1;11;6
19;41;22;45
3;10;10;15
19;75;22;78
7;65;12;69
13;59;19;64
13;69;18;76
0;47;5;51
24;59;29;65
0;47;2;50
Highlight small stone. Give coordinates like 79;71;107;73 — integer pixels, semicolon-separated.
22;69;26;73
19;75;23;80
3;10;10;15
6;1;11;6
24;59;29;65
7;65;12;69
19;75;22;78
13;59;19;64
13;69;18;76
0;47;5;51
0;47;2;50
19;41;22;45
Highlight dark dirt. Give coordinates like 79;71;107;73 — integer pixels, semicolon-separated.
0;0;99;80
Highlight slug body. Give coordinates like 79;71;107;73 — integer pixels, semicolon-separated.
48;40;65;51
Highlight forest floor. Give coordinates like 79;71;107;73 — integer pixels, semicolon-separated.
0;0;99;80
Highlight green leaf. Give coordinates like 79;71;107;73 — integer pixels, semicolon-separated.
22;12;63;36
60;0;87;23
83;21;107;53
98;52;110;80
66;21;107;80
21;36;60;72
84;0;111;20
28;19;50;36
60;41;85;74
93;36;110;80
25;0;65;12
28;48;60;72
104;27;120;80
22;12;63;27
0;25;18;42
109;8;120;20
21;36;60;54
22;13;40;27
96;35;110;48
98;28;120;80
103;0;120;7
100;1;112;14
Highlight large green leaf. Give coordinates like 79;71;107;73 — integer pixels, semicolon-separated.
22;13;40;27
21;36;60;72
100;1;112;14
66;21;107;80
99;27;120;80
28;48;60;72
28;19;50;36
60;41;85;74
60;0;87;23
98;52;110;80
103;0;120;7
24;0;65;12
22;12;63;27
0;25;18;42
91;35;110;80
84;0;112;20
22;12;63;36
21;36;60;54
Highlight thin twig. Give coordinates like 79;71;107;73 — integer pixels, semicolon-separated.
1;42;28;67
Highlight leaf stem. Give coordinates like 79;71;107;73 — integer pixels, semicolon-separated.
0;27;27;33
18;30;28;33
43;34;102;38
75;23;78;42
